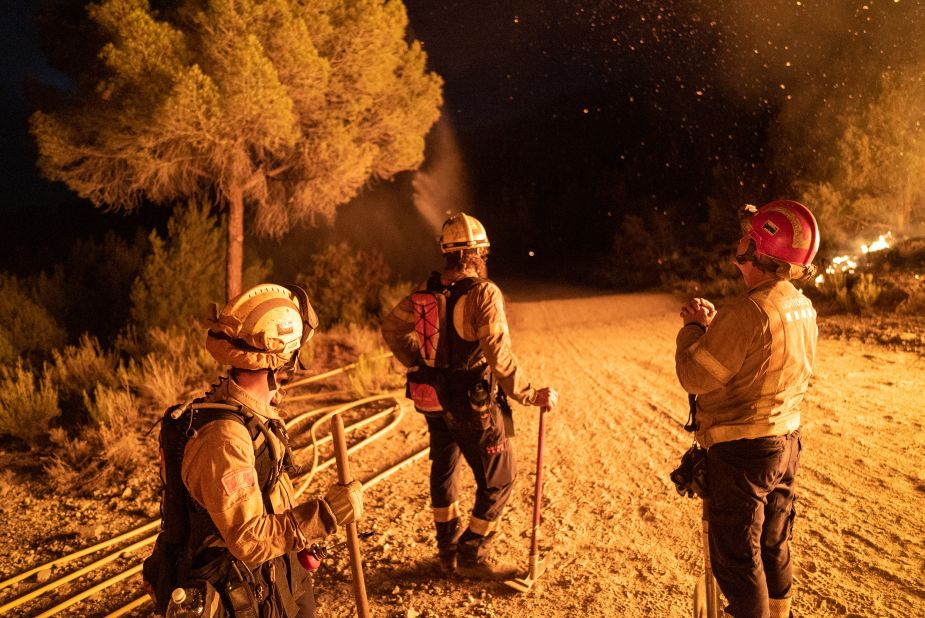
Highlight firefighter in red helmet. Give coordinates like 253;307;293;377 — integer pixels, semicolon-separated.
675;200;820;618
381;213;558;579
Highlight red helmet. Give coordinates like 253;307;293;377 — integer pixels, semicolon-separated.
742;200;820;267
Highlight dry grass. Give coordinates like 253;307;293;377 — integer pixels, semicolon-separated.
0;362;60;444
44;419;144;496
344;353;404;397
852;273;882;313
82;381;138;427
46;335;120;425
122;326;218;408
126;353;188;409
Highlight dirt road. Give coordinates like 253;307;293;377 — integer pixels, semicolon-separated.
315;283;925;617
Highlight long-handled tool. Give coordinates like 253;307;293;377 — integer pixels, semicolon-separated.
331;413;370;618
504;406;549;593
693;498;722;618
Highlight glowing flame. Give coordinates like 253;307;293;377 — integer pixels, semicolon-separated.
826;255;857;274
817;231;894;285
861;232;892;254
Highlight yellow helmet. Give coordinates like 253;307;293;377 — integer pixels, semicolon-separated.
439;213;490;254
205;284;318;371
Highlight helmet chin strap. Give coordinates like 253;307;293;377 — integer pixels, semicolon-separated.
267;368;280;392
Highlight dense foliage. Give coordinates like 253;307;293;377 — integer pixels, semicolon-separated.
31;0;443;298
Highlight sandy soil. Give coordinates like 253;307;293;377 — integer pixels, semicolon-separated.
314;283;925;617
2;283;923;617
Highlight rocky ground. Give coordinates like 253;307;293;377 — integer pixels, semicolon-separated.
1;282;923;617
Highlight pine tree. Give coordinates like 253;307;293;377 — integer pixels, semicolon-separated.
31;0;443;299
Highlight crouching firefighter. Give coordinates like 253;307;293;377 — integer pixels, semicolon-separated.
143;284;363;617
381;213;558;580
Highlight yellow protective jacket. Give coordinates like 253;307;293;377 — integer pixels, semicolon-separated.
180;377;336;566
381;273;539;406
675;279;817;447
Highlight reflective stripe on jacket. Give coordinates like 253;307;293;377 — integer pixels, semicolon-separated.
675;280;817;447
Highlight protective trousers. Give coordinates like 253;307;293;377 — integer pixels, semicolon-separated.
707;431;801;618
425;408;516;560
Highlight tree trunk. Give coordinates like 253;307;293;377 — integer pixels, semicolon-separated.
226;184;244;301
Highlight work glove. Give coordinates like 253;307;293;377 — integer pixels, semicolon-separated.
323;480;363;526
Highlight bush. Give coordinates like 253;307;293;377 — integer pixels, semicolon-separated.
344;353;404;397
122;326;217;407
37;231;148;341
82;382;138;428
130;201;224;331
46;335;119;421
45;428;95;493
0;273;67;366
0;361;60;444
296;242;391;327
45;423;143;496
851;273;882;313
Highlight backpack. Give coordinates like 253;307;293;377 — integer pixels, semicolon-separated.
142;399;299;616
405;273;494;417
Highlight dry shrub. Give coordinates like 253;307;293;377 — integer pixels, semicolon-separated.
143;327;220;379
851;273;882;313
45;428;95;492
897;284;925;316
296;241;391;326
126;353;187;409
48;335;117;389
0;362;60;443
662;259;743;300
314;324;384;367
45;422;144;496
122;326;218;408
344;353;404;397
97;423;143;476
129;201;223;331
0;273;67;365
47;335;119;420
83;381;138;427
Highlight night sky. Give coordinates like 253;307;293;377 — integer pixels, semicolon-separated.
3;0;924;277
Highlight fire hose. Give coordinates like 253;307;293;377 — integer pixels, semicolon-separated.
0;356;430;617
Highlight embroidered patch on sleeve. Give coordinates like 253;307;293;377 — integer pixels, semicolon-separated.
221;467;257;496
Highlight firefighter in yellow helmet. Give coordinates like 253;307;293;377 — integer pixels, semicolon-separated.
143;284;362;618
381;214;558;579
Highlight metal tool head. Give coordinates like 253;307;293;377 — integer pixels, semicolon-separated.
503;557;546;594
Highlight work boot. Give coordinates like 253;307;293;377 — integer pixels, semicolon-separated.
435;518;461;576
455;552;518;580
455;527;515;579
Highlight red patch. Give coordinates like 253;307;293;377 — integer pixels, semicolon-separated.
221;467;257;495
485;441;505;455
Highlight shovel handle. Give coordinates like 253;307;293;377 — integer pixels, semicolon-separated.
702;497;721;618
530;407;548;558
331;414;370;618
